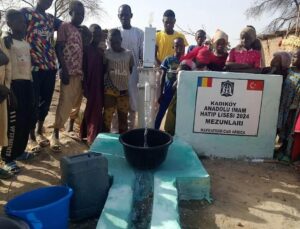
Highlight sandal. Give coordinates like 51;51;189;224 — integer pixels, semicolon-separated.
27;140;42;154
50;137;61;153
3;162;20;174
16;152;35;161
36;134;50;147
64;131;81;142
0;168;14;179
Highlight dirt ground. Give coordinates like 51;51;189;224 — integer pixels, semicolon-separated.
180;159;300;229
0;80;300;229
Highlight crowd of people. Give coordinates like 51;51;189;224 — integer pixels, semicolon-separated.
0;0;299;179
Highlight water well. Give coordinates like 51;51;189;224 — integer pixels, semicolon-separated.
137;26;160;128
91;133;211;229
89;26;211;229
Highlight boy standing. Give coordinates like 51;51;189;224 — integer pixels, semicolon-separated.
187;29;206;53
21;0;61;150
66;25;92;135
155;37;185;129
0;12;13;179
80;24;105;145
117;4;144;130
103;29;134;134
155;10;188;66
1;9;34;174
51;1;84;152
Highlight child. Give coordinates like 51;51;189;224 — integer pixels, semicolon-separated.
80;24;105;145
181;40;210;64
1;9;34;174
155;10;188;65
0;12;14;179
277;50;300;155
187;29;206;53
67;25;92;135
155;37;185;129
262;51;291;76
51;1;84;152
208;29;229;71
20;0;62;151
103;29;134;134
164;60;196;136
225;26;261;73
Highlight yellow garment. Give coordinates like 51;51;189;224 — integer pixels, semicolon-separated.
164;94;177;136
0;38;12;146
103;88;129;133
156;31;188;63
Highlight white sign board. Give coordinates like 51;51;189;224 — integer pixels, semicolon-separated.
176;71;283;158
194;77;264;136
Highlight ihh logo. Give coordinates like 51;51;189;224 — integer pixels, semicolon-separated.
220;80;234;97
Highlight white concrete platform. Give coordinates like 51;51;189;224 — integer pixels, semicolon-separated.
90;133;211;229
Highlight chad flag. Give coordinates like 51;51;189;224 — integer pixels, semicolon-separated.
198;77;213;87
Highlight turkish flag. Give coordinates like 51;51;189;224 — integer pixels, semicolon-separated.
247;80;264;91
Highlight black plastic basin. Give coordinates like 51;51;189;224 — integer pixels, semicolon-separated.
0;216;30;229
119;128;173;170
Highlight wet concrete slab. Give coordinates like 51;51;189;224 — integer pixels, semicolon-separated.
90;133;210;229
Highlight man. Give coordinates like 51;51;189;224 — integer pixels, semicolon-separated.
155;9;188;66
116;4;144;130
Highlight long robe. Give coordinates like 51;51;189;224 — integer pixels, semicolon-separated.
80;45;104;144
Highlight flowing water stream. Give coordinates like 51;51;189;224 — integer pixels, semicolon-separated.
144;81;151;147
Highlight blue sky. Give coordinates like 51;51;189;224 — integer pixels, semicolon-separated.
85;0;272;46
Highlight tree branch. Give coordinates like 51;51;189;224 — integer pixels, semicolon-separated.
21;0;34;7
176;24;195;36
247;0;300;32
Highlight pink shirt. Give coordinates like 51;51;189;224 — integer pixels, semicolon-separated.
57;22;83;76
227;47;261;69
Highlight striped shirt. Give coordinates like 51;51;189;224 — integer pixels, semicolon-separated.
104;49;134;91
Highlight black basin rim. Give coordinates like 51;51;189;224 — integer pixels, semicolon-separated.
119;129;173;150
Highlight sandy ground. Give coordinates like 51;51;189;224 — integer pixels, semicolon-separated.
0;80;300;229
180;159;300;229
